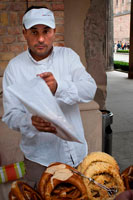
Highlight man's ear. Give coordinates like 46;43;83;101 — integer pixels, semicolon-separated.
23;28;27;40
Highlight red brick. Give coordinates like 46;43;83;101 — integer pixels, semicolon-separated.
9;12;19;26
17;34;26;42
55;18;64;25
0;52;15;61
54;11;64;18
52;0;64;1
8;44;23;53
18;12;25;26
55;34;64;41
56;25;64;33
52;3;64;11
28;0;37;1
0;61;8;76
0;44;8;52
8;0;26;1
28;2;52;9
7;26;21;35
9;3;26;11
0;2;7;10
54;41;64;46
0;12;8;26
0;26;7;35
2;36;16;44
29;0;48;1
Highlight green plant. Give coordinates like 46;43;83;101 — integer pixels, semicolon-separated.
114;61;129;72
117;50;129;53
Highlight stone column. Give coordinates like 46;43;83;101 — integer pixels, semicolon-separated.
106;0;114;71
128;0;133;79
84;0;113;109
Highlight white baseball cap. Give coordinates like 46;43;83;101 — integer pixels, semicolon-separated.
22;8;55;29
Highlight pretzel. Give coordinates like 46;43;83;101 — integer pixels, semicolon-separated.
83;162;125;200
77;152;120;174
38;162;88;200
9;180;43;200
121;165;133;190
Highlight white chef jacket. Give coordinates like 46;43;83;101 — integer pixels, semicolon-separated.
2;47;97;167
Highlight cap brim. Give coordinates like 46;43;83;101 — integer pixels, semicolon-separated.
24;19;55;29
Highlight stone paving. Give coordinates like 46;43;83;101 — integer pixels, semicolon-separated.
106;71;133;172
113;52;129;63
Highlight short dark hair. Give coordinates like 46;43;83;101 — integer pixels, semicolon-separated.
24;5;48;14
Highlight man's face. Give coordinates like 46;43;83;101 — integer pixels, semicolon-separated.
23;24;56;61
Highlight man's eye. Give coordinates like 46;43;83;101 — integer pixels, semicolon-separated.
31;31;37;35
44;29;50;34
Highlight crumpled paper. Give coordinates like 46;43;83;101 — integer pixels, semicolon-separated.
7;77;81;143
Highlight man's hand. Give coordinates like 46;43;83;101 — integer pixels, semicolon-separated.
37;72;57;94
114;190;133;200
31;116;57;134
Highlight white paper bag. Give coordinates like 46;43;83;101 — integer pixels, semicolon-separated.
7;77;81;143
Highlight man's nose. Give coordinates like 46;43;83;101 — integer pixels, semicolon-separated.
38;34;45;43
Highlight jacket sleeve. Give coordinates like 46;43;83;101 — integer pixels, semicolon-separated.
2;65;36;138
55;49;97;105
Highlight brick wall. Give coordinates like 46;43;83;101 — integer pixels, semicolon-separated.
0;0;64;76
113;0;131;15
113;0;131;44
114;14;130;43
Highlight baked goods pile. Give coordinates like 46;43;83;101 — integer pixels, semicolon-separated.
9;162;88;200
9;180;43;200
121;165;133;190
77;152;125;200
9;152;132;200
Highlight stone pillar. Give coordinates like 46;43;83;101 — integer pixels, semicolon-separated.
106;0;114;71
128;0;133;79
84;0;113;109
64;0;90;68
84;0;107;109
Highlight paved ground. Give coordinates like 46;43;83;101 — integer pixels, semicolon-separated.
113;52;129;63
106;70;133;172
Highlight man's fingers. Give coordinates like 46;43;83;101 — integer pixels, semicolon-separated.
31;116;57;134
36;72;57;94
37;72;52;78
32;116;43;122
32;116;48;123
32;121;51;127
35;126;57;134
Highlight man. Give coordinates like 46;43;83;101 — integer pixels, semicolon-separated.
114;190;133;200
2;6;97;187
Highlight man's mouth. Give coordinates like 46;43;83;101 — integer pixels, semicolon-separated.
35;45;47;49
